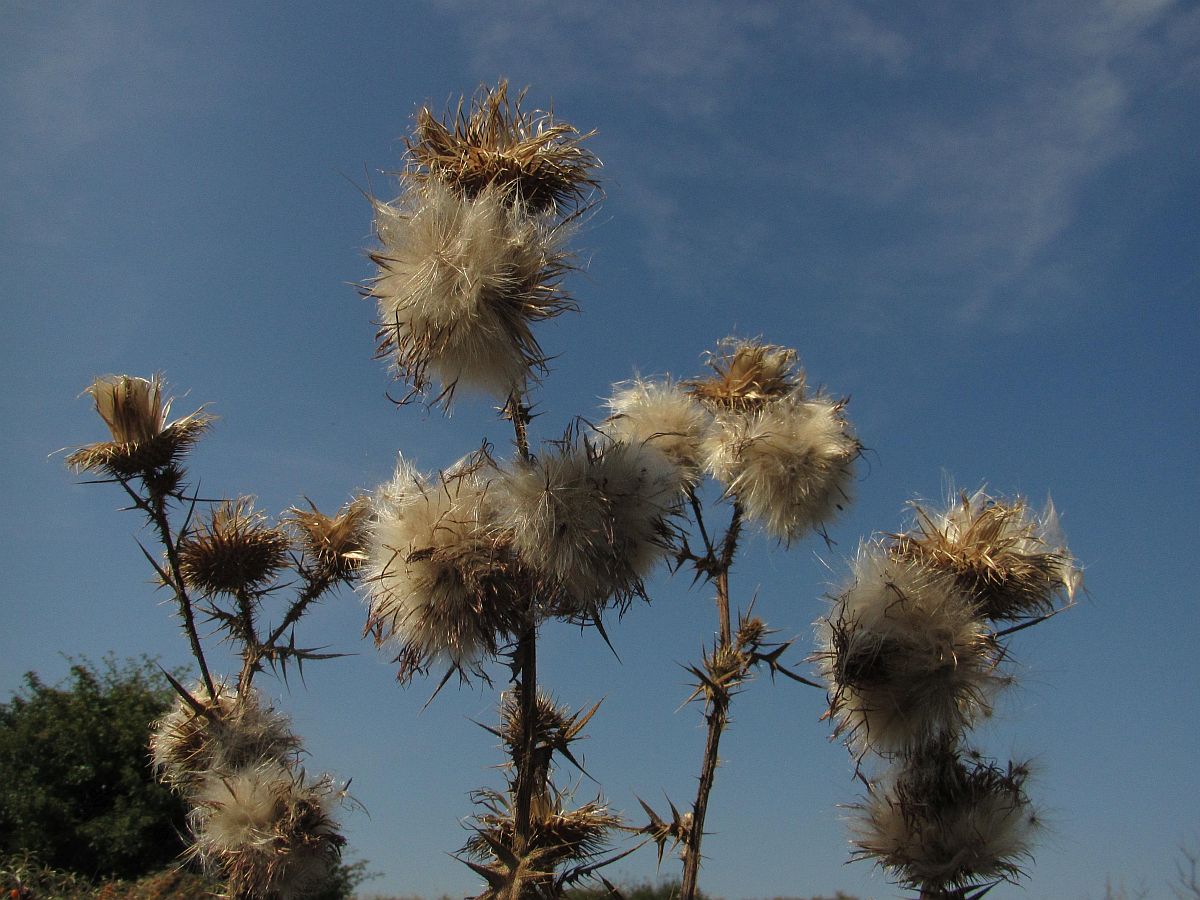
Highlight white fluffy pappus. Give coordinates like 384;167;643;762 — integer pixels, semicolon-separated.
369;180;571;402
850;751;1039;892
602;377;713;478
150;681;301;792
189;762;344;899
815;544;1004;756
498;435;682;619
704;396;858;541
363;454;524;680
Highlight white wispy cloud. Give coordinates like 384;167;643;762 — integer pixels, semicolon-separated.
434;0;1193;327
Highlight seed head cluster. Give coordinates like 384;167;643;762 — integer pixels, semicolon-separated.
367;82;597;405
603;339;859;542
178;498;292;596
818;492;1076;894
150;682;346;898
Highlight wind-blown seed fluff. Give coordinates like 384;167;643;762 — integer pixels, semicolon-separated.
603;378;713;478
894;491;1081;620
150;681;301;791
498;435;681;619
363;455;524;680
815;544;1003;755
850;748;1039;892
189;762;345;899
369;179;572;402
704;397;859;541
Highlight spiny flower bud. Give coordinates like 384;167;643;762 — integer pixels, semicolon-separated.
178;498;291;596
287;497;370;582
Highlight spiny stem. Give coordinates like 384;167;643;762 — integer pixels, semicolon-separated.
123;478;217;699
680;502;744;900
507;388;540;862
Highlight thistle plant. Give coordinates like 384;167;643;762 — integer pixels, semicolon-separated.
67;374;362;899
815;492;1080;897
601;339;861;899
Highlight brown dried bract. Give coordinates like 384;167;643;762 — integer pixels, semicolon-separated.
685;338;803;411
406;80;600;213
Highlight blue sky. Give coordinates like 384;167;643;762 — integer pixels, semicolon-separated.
2;2;1197;897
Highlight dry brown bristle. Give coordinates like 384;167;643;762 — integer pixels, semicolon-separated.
406;80;599;212
685;338;803;410
287;497;370;581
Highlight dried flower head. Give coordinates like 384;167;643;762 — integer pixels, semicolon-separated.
893;492;1081;620
66;374;212;481
189;762;345;899
363;454;526;681
816;544;1004;755
150;681;301;791
498;433;682;620
178;498;292;596
287;497;370;582
686;338;803;411
406;80;599;213
850;747;1039;893
602;378;713;478
466;785;621;879
369;180;573;403
705;397;859;541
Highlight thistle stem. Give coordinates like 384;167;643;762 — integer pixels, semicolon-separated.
124;480;217;700
507;389;541;864
681;502;743;900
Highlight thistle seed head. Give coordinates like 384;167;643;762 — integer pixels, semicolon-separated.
188;762;345;899
815;544;1003;756
686;338;803;411
150;681;302;792
66;374;212;482
497;432;682;621
704;396;859;541
405;80;599;213
602;377;713;478
369;180;573;405
893;492;1080;621
850;746;1039;893
178;498;292;596
363;453;526;682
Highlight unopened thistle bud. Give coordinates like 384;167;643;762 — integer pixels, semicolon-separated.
66;374;212;481
363;454;526;681
850;746;1039;893
602;378;713;479
178;498;291;596
893;491;1081;620
816;543;1004;755
368;180;573;403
